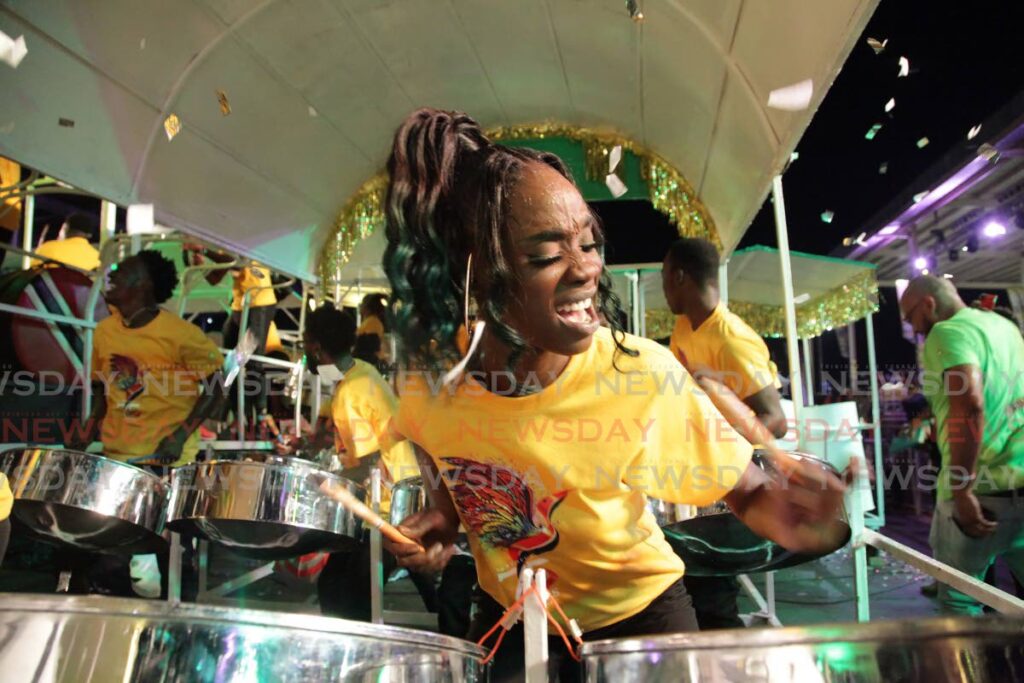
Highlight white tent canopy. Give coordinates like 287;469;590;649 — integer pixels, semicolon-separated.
1;0;877;281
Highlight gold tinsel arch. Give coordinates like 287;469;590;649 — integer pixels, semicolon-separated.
318;124;719;287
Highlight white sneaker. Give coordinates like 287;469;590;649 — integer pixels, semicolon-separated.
130;554;161;598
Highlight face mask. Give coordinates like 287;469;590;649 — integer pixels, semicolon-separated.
316;364;346;384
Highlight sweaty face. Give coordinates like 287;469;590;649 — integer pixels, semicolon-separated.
500;163;603;356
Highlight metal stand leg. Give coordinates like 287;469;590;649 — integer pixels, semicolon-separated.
849;472;870;622
198;540;209;596
168;533;183;604
370;469;384;625
521;568;549;683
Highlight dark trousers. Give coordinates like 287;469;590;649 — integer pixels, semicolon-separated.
468;576;698;683
0;518;9;567
683;574;744;630
222;305;276;421
438;554;477;638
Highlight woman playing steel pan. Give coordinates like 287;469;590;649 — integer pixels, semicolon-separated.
381;108;848;682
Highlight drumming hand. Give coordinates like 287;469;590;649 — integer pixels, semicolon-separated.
952;490;998;538
386;508;458;574
153;430;187;465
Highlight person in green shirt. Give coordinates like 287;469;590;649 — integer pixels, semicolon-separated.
900;275;1024;614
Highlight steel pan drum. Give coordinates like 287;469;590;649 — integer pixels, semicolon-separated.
648;451;851;576
0;448;168;555
582;616;1024;682
0;594;487;682
390;476;428;526
168;459;363;559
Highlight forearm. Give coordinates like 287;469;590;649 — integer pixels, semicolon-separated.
947;407;984;482
175;373;226;440
413;444;460;535
78;383;107;444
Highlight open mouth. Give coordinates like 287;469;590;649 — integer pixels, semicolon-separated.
555;297;599;331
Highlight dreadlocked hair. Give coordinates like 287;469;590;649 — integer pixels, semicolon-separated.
136;249;179;304
383;107;634;372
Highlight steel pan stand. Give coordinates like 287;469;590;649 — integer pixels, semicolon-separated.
520;567;549;683
370;469;384;624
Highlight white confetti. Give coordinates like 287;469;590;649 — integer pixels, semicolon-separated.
308;105;319;118
866;37;888;54
605;173;628;198
977;143;999;162
767;79;814;112
912;191;928;204
820;210;835;224
916;137;929;149
0;31;27;69
608;145;622;174
898;57;910;78
884;97;895;113
878;162;888;174
967;124;982;140
140;37;147;50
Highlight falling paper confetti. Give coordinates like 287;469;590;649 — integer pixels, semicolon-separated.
898;57;910;78
217;89;231;116
790;151;800;162
605;173;628;198
767;79;814;111
308;105;319;118
913;191;928;203
977;143;999;162
865;123;883;140
0;31;27;69
164;113;182;141
58;118;75;128
967;124;982;140
820;210;835;224
878;162;889;174
866;37;888;54
140;37;147;50
625;0;644;22
916;137;930;149
884;97;895;113
608;145;623;173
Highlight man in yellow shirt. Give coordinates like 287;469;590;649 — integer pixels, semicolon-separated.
284;303;424;620
30;213;100;271
662;237;788;630
72;250;225;597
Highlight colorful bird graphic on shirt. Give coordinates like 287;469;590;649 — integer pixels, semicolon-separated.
441;457;568;575
110;354;144;416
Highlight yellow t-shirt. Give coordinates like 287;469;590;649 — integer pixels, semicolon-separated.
92;311;222;466
265;321;284;354
0;474;12;521
394;327;753;632
670;305;779;400
231;264;277;310
331;359;418;481
31;237;101;271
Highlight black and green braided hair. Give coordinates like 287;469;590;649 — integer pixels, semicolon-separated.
383;107;635;371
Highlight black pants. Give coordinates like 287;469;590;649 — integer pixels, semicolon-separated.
438;554;477;638
222;305;276;421
317;543;438;621
468;576;697;683
683;574;744;630
0;518;9;567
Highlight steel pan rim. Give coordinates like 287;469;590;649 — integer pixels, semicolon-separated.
180;459;366;494
580;615;1024;656
1;447;167;484
0;593;486;657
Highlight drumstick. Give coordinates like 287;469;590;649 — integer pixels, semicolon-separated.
318;480;426;552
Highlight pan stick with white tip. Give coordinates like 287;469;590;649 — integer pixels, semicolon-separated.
318;480;425;552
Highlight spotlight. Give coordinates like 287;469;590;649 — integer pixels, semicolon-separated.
982;220;1007;238
913;256;929;271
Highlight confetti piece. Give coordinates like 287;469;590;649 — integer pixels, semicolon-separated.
767;79;814;111
308;105;318;118
898;57;910;78
865;123;883;140
625;0;644;22
967;124;982;140
140;37;147;50
790;151;800;162
0;31;27;69
878;162;888;174
217;89;231;116
164;113;182;141
58;118;75;128
916;137;929;149
820;210;835;224
913;191;928;203
605;173;628;198
884;97;895;113
608;145;622;174
866;37;888;54
977;143;999;162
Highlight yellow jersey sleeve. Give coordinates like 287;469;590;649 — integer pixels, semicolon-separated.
0;474;12;521
178;323;224;380
628;348;753;506
357;315;385;338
